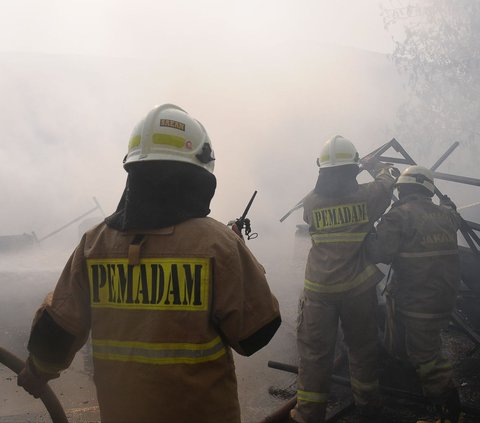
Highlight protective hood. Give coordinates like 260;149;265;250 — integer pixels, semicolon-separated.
105;161;216;231
314;164;359;197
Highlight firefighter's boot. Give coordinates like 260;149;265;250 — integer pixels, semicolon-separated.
289;402;327;423
436;388;462;423
417;388;463;423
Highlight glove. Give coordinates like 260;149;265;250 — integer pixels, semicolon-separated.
359;158;376;172
230;222;245;240
389;166;401;178
371;161;400;178
440;195;457;210
17;357;59;398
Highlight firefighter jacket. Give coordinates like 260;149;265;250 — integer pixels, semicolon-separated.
28;217;281;423
302;171;395;297
366;193;462;316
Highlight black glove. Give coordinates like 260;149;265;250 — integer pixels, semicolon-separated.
390;166;401;178
231;222;244;240
17;357;59;398
359;158;377;172
440;195;457;210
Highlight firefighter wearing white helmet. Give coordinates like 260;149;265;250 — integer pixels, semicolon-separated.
316;135;360;168
396;165;435;196
366;164;463;423
18;104;281;423
123;103;215;172
291;135;398;423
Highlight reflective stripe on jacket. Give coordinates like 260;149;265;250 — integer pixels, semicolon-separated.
303;173;395;295
367;194;462;314
43;217;280;423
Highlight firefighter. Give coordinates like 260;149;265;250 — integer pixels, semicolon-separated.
290;135;398;423
17;104;281;423
365;165;463;423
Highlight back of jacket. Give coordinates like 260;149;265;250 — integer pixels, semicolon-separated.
368;194;462;315
43;217;280;423
302;172;395;296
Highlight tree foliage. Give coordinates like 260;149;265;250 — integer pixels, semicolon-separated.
381;0;480;159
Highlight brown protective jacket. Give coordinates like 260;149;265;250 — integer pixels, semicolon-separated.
366;194;462;315
302;172;395;296
39;217;280;423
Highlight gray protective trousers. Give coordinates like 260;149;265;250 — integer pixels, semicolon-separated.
384;294;456;399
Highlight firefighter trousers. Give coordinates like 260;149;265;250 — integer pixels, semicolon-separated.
291;287;381;423
384;295;456;399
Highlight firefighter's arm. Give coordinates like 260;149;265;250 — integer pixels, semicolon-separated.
28;308;81;369
238;315;282;356
17;356;59;399
18;306;79;398
213;237;281;356
365;208;404;264
361;157;401;181
438;195;464;231
18;239;91;397
439;194;457;211
364;162;399;223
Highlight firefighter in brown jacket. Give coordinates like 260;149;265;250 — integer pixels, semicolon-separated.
17;104;281;423
290;135;397;423
365;165;463;423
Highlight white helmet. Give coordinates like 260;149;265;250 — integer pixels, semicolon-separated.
123;104;215;173
396;165;435;195
317;135;359;168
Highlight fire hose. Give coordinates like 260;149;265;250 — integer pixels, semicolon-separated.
0;346;68;423
260;348;350;423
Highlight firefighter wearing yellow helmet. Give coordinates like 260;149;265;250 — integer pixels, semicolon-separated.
17;104;281;423
291;135;397;423
366;165;463;423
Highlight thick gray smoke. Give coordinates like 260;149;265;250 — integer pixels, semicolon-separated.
1;3;478;419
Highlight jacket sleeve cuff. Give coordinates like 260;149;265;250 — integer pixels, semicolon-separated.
29;356;61;380
237;315;282;356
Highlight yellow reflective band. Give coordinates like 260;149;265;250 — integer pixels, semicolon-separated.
30;355;62;375
311;232;367;244
152;133;185;148
297;389;328;404
335;152;355;159
312;202;368;230
398;249;458;258
305;264;377;293
320;153;353;162
87;257;210;311
128;135;141;149
92;336;226;365
398;308;451;319
350;377;379;393
418;359;452;378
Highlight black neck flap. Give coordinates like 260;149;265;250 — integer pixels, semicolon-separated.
105;161;216;231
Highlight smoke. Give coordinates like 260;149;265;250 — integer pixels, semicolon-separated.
0;44;475;320
1;3;478;420
0;46;406;255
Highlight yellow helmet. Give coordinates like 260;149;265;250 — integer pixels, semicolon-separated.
317;135;359;168
123;104;215;173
